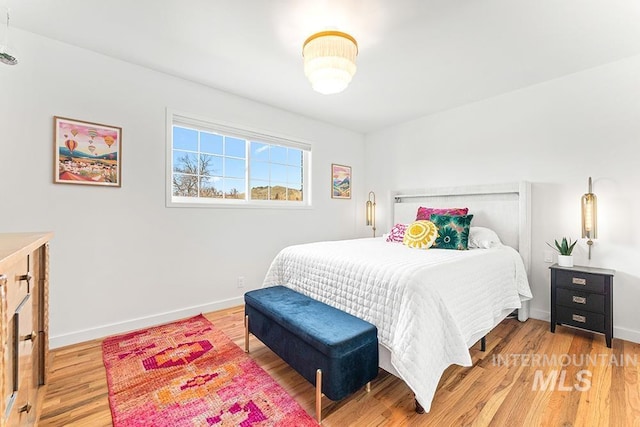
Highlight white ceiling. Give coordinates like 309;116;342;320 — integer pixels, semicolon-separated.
8;0;640;133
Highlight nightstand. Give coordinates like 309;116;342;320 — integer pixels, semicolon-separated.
550;264;615;347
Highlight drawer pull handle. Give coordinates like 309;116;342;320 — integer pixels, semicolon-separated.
19;402;32;413
19;272;33;283
22;331;37;342
572;314;587;323
572;277;587;285
0;274;6;285
572;296;587;304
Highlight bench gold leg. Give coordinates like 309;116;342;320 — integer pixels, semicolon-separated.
366;381;371;393
244;315;249;353
316;369;322;424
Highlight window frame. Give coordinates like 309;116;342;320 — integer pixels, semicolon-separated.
166;109;312;208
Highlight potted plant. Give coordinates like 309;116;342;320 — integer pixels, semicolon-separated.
547;237;577;267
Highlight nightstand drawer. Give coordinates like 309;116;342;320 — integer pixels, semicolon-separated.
557;288;605;313
557;308;605;333
554;269;604;294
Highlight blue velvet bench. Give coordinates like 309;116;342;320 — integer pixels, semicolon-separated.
244;286;379;423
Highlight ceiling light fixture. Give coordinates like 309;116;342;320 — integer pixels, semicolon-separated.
0;7;18;65
302;30;358;95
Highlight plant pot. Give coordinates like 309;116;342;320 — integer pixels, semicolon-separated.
557;255;574;268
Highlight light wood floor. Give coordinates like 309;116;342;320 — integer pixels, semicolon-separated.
38;306;640;426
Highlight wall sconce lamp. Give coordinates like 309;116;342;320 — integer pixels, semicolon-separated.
366;191;376;238
581;177;598;259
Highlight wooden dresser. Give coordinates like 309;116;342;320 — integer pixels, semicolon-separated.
0;233;52;427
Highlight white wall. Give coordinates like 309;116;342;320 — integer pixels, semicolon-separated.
365;54;640;343
0;29;365;347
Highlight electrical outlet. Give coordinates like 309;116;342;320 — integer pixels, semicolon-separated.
543;250;553;263
237;276;245;288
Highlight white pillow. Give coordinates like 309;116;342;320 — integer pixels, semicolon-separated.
468;227;502;249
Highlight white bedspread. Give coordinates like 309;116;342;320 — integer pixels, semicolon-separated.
263;237;532;412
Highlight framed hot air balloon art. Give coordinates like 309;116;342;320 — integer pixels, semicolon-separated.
54;116;122;187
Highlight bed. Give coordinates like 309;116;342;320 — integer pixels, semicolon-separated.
262;182;533;413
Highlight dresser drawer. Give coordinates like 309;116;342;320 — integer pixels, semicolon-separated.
5;294;36;426
557;288;605;314
554;269;604;294
0;233;53;427
5;382;29;426
557;307;605;333
3;256;32;315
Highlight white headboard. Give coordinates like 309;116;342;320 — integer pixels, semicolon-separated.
392;182;531;274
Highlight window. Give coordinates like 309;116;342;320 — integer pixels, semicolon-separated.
167;111;311;207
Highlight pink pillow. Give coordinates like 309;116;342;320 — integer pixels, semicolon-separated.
416;207;468;221
386;223;408;242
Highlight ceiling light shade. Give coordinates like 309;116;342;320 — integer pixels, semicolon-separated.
302;30;358;95
0;8;18;65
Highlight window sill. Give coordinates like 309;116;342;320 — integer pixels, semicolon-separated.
166;199;313;209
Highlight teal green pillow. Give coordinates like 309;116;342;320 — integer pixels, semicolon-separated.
430;214;474;250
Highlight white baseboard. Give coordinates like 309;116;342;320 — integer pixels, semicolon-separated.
526;308;640;344
529;308;550;322
612;326;640;345
49;296;244;349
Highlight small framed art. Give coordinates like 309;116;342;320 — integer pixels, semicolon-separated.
54;116;122;187
331;163;351;199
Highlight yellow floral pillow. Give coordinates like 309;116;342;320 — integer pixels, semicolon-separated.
403;220;438;249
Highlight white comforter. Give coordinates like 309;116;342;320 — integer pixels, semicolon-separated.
263;237;532;412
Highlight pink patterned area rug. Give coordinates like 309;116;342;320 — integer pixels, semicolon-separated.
102;314;316;426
